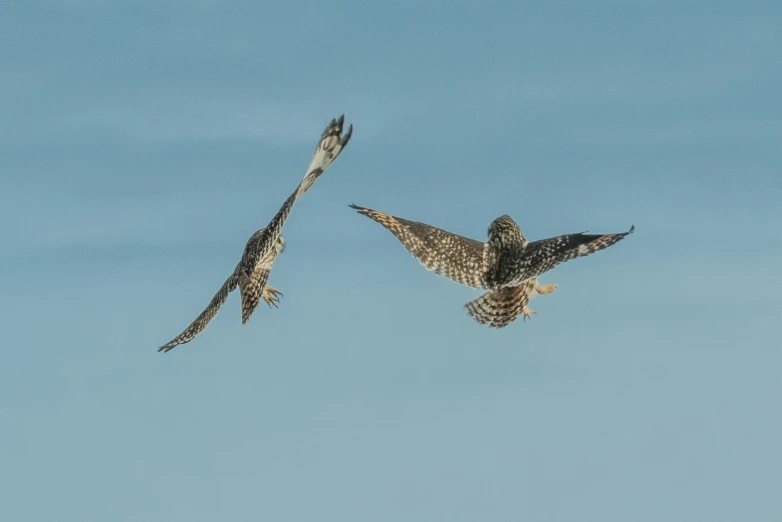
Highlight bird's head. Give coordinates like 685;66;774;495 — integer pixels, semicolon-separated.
275;235;286;254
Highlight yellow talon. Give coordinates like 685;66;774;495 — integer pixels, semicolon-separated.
262;286;282;308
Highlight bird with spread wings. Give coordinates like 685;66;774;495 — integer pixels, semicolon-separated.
349;205;633;328
158;115;353;352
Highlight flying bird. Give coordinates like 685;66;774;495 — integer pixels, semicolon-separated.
349;205;633;328
158;115;353;352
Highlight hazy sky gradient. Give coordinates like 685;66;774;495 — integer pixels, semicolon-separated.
2;2;781;521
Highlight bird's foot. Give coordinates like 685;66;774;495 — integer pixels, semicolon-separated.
537;283;557;295
522;306;536;321
262;286;283;308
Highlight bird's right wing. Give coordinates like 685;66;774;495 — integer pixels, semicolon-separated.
350;204;487;289
158;271;239;352
239;116;353;285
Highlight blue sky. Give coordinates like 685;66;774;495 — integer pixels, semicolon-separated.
1;1;781;521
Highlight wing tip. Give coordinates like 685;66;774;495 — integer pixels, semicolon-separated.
323;114;352;147
323;114;348;138
342;123;353;146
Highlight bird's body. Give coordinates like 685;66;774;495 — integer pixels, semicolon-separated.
157;230;284;351
350;204;633;327
158;115;352;352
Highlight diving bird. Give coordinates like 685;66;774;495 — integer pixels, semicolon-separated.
349;205;633;328
158;115;353;352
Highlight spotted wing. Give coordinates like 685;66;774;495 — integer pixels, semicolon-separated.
508;226;635;285
158;271;239;352
350;204;487;289
240;115;353;288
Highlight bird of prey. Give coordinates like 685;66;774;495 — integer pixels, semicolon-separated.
349;205;633;328
158;115;353;352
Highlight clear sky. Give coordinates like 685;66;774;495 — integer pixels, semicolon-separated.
2;1;781;521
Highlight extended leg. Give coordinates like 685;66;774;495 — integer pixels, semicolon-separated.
262;285;283;308
535;281;557;295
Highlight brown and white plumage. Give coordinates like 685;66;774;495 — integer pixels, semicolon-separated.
158;229;282;353
465;282;535;329
157;115;352;352
465;278;557;328
348;206;487;288
236;115;352;325
350;204;632;328
158;274;239;351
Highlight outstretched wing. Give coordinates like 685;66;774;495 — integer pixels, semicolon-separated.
350;204;487;289
238;115;353;294
508;226;635;285
299;114;353;196
158;271;239;352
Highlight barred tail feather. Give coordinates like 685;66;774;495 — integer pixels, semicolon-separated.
239;266;272;324
465;283;534;328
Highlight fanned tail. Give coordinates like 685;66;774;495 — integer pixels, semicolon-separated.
465;282;535;328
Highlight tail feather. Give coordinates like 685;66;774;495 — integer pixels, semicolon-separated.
239;266;271;324
240;280;261;325
465;282;535;328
